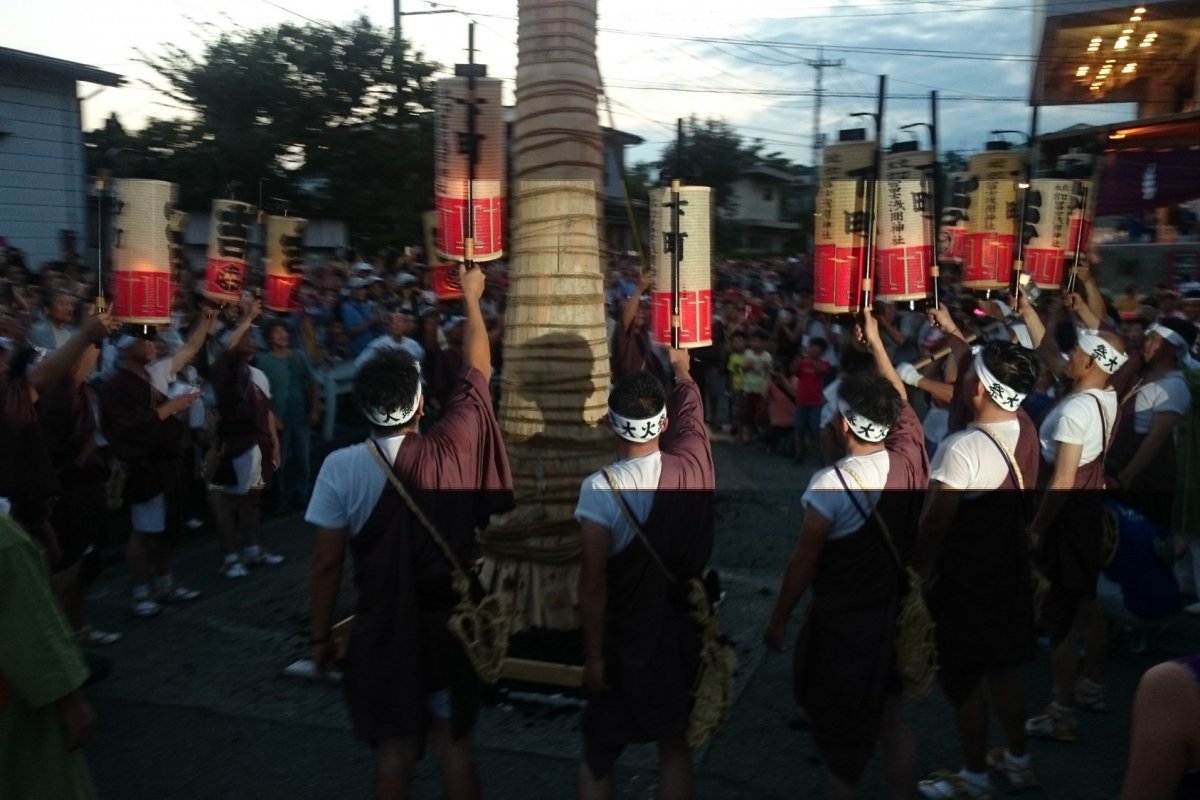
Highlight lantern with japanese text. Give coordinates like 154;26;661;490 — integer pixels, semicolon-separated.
110;179;177;325
423;209;463;301
204;199;256;304
962;143;1025;292
263;216;306;312
434;76;505;263
1024;179;1092;291
649;185;713;348
814;131;875;314
938;171;972;267
875;142;934;305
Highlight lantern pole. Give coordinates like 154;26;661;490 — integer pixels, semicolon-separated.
851;74;885;315
95;171;108;313
668;118;686;350
464;22;478;272
997;105;1039;299
900;90;940;311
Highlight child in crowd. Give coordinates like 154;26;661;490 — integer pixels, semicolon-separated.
740;330;773;445
792;337;831;463
727;331;747;439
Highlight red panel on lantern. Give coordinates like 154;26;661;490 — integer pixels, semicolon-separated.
938;225;968;265
876;245;931;301
814;244;867;314
651;290;713;347
436;196;505;262
963;233;1015;290
1067;216;1091;256
112;272;173;324
431;264;464;301
205;258;247;303
264;274;302;311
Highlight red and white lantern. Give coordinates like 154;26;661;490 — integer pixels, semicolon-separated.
263;216;306;312
110;179;177;325
434;76;505;263
1024;179;1092;291
938;171;971;267
649;185;713;348
962;145;1025;292
814;134;875;314
875;143;934;303
204;199;256;304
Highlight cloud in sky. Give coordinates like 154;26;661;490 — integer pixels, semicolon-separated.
4;0;1138;167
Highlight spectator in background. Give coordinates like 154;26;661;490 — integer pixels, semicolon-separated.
740;330;773;445
355;311;426;373
28;290;78;351
341;279;381;357
792;337;831;464
258;319;319;513
727;331;747;440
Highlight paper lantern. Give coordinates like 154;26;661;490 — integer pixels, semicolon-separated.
962;145;1025;291
938;171;972;267
875;178;933;304
263;216;307;312
204;199;256;304
649;185;713;348
110;179;177;325
814;133;875;314
1024;179;1092;292
434;77;506;262
883;142;933;181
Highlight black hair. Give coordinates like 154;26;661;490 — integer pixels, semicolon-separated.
838;371;902;442
6;345;41;381
609;370;667;421
980;340;1040;396
354;349;421;432
1156;317;1198;351
808;336;828;351
262;319;289;339
840;342;876;376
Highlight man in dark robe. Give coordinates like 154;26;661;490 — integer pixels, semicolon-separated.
209;300;282;578
307;264;512;800
763;307;925;800
574;347;714;800
917;340;1043;799
99;321;209;618
610;271;669;385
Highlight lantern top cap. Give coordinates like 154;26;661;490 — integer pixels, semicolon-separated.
838;128;868;142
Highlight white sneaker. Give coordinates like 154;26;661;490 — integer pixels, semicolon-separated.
986;747;1039;792
219;560;249;579
243;548;284;567
1184;601;1200;615
185;518;205;530
131;597;162;618
918;770;995;799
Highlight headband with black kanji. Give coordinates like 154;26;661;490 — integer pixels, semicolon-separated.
837;398;890;443
972;346;1027;411
608;404;668;443
362;380;422;427
1076;328;1127;375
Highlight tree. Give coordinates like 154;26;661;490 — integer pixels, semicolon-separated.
88;17;441;250
656;116;760;215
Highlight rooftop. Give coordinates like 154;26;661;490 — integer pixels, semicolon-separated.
0;46;123;87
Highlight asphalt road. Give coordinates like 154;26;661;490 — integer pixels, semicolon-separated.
78;439;1197;799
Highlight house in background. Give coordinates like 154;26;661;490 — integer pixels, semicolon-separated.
601;126;648;258
721;164;808;254
0;47;122;270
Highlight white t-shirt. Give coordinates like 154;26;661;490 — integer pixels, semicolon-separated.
930;419;1022;496
355;335;426;372
1039;388;1117;466
801;449;891;540
1132;372;1191;435
574;451;664;556
305;435;407;535
741;351;773;393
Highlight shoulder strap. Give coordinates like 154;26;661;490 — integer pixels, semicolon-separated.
1087;391;1112;456
972;424;1024;491
832;465;903;570
601;466;678;586
365;438;468;580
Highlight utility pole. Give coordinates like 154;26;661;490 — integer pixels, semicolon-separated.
806;48;843;168
393;1;455;106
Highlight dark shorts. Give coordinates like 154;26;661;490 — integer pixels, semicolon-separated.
794;404;823;436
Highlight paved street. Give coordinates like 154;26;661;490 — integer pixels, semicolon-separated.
81;440;1196;799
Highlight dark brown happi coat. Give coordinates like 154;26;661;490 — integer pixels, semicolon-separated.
342;368;513;743
929;413;1041;704
211;352;275;487
582;377;714;778
0;379;60;533
792;402;928;784
99;367;188;532
611;322;669;385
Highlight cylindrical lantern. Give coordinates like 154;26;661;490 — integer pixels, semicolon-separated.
938;171;972;267
204;199;256;304
434;76;505;263
814;131;875;314
110;179;177;325
263;215;307;312
883;141;933;181
649;185;713;349
1024;179;1092;291
962;144;1025;291
875;177;933;304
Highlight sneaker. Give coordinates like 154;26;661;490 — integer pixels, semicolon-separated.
986;747;1039;792
1026;702;1079;742
1184;601;1200;615
156;583;202;602
243;547;285;567
918;769;996;799
1074;678;1110;712
78;626;123;646
220;560;249;579
185;518;205;530
131;597;162;618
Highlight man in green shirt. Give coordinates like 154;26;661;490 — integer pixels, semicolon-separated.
258;320;319;511
0;511;97;799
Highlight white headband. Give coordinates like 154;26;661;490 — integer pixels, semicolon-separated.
608;405;668;442
362;380;422;427
837;398;890;443
1148;324;1200;369
116;335;140;350
973;346;1027;411
1077;328;1127;375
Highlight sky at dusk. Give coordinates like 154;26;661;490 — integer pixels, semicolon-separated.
5;0;1140;168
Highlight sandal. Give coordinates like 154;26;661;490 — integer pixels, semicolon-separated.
1026;703;1079;742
